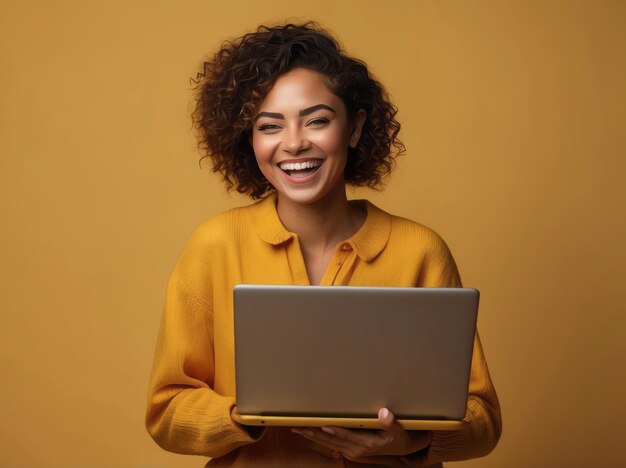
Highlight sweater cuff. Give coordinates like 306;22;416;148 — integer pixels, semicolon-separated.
425;429;464;461
219;396;266;446
227;400;267;441
150;389;266;457
399;429;463;467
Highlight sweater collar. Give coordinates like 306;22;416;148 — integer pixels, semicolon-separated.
247;192;391;262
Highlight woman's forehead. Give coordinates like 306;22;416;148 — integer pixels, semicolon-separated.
256;68;344;114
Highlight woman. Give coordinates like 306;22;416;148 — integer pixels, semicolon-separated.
146;23;501;466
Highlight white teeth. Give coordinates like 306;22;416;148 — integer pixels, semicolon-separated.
279;160;323;171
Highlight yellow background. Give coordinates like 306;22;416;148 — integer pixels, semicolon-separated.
1;1;624;467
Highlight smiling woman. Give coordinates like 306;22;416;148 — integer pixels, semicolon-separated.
145;22;502;467
191;22;403;200
251;68;366;209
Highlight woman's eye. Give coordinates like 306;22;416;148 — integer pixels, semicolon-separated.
307;118;330;127
257;123;281;131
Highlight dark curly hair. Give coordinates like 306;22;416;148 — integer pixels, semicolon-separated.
192;22;405;199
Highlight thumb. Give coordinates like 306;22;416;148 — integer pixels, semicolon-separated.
377;407;395;429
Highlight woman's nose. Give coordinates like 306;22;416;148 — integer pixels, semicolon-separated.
282;127;310;154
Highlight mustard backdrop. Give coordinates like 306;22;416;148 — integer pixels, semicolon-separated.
1;1;624;467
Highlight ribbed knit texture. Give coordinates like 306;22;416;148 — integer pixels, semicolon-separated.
146;193;502;466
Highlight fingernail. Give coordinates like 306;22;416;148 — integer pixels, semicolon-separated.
380;408;389;419
302;429;314;437
321;426;335;435
291;428;301;434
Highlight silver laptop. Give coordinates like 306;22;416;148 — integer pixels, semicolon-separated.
232;285;478;430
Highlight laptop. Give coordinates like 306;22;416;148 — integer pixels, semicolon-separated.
232;285;479;431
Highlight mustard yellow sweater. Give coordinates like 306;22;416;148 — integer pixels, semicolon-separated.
146;193;502;466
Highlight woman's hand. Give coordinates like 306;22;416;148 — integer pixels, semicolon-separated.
291;408;432;464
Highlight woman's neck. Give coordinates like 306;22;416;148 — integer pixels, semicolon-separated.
276;185;365;285
275;186;364;255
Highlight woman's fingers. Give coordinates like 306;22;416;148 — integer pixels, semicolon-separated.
342;454;406;466
291;428;356;453
378;407;394;427
292;428;395;459
291;408;414;459
322;425;393;448
378;407;405;433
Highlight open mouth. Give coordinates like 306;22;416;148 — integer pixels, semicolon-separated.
278;159;324;179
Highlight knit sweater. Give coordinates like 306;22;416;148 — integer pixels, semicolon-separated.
146;193;502;466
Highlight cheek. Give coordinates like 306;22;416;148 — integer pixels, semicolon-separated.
251;137;275;166
310;127;350;153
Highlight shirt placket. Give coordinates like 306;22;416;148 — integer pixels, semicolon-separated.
321;242;357;286
284;237;310;285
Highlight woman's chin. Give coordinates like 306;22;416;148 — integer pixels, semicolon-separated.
274;178;347;208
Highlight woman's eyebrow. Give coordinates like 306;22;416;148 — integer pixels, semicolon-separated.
299;104;335;116
254;111;284;122
254;104;336;122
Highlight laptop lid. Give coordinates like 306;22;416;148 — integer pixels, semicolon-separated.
233;285;478;428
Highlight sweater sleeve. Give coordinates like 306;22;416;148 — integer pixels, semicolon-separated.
145;242;263;457
404;232;502;466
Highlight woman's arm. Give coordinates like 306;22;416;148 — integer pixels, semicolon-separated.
406;231;502;465
145;261;263;457
401;332;501;466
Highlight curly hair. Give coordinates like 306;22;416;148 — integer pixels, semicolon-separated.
192;22;405;199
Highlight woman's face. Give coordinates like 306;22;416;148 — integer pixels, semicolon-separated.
251;68;364;206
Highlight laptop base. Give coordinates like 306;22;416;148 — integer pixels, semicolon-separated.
232;407;467;431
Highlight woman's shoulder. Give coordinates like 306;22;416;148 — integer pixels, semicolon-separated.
373;206;461;286
194;205;247;232
367;202;452;254
396;217;454;261
390;212;442;238
185;205;251;250
170;205;253;285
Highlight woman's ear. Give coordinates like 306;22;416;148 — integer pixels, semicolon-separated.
349;109;367;149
